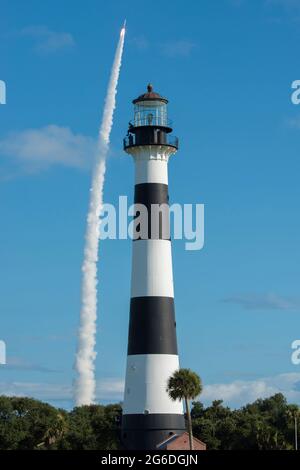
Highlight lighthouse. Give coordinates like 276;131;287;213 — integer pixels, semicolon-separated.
122;85;185;450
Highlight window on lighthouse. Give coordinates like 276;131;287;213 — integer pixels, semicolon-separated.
134;101;167;127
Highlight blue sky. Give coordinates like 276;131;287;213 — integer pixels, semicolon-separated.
1;0;300;409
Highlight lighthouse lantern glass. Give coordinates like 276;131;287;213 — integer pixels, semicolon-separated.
134;100;167;127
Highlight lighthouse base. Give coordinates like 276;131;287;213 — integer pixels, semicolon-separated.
122;414;185;450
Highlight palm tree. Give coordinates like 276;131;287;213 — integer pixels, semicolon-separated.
37;412;67;449
166;368;202;450
286;406;300;450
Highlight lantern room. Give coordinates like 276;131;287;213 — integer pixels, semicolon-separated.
123;84;178;151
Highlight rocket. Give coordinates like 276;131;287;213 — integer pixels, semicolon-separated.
120;19;126;37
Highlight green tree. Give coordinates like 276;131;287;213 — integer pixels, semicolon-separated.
0;396;66;450
63;403;122;450
37;411;68;449
286;404;300;450
191;394;299;450
0;393;299;450
166;369;202;450
192;399;235;449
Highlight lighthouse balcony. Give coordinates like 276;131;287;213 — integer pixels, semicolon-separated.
123;132;179;151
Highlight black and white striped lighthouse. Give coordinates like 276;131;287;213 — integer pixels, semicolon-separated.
122;85;185;450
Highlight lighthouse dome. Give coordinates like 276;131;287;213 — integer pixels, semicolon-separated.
133;84;168;104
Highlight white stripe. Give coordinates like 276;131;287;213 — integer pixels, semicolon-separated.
135;157;168;185
123;354;183;415
131;239;174;298
126;146;175;184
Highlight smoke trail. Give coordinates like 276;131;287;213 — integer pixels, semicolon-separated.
74;25;126;406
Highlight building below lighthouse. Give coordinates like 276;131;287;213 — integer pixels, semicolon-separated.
122;85;185;450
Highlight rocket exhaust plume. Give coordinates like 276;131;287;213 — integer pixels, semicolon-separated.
74;24;126;406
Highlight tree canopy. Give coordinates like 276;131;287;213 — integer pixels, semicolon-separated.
0;393;299;450
166;368;202;402
191;393;299;450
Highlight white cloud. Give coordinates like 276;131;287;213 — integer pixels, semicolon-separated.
0;378;124;403
160;40;196;58
20;26;75;53
5;356;59;373
129;35;149;50
266;0;300;8
129;36;196;58
229;0;300;12
97;378;124;399
0;125;96;174
1;373;300;410
201;372;300;408
0;381;71;400
223;292;300;311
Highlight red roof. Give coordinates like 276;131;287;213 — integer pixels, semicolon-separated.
133;84;168;104
157;432;206;450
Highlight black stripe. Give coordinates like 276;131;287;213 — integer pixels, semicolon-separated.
128;297;177;355
122;414;185;450
134;183;169;206
133;183;170;240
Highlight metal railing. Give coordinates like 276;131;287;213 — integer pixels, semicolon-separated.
123;133;179;150
130;117;173;128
